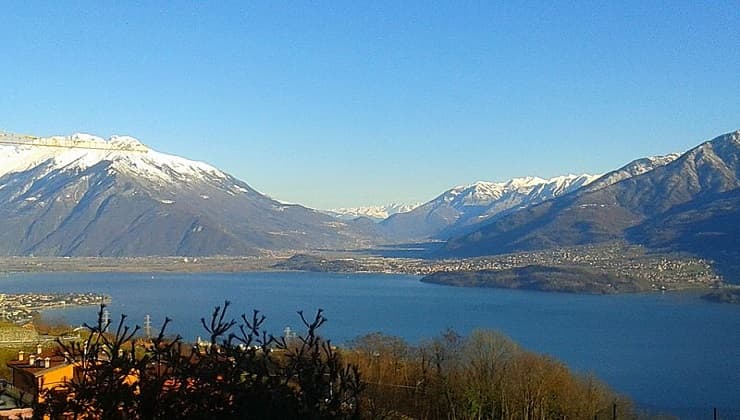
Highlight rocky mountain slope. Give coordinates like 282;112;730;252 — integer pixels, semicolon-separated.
378;174;600;241
581;153;680;192
444;131;740;276
0;132;374;256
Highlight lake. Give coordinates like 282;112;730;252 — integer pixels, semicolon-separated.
2;271;738;417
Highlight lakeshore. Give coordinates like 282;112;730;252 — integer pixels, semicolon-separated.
0;292;111;324
0;242;729;296
274;242;727;294
5;270;738;416
0;256;276;274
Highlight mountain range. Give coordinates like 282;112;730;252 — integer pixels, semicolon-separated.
323;203;420;222
443;130;740;277
0;132;375;256
1;129;739;275
377;174;602;241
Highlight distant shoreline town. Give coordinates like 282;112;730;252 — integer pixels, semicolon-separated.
0;242;736;300
0;292;111;325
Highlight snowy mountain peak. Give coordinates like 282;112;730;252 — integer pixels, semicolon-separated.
646;153;682;166
0;131;226;183
109;135;147;149
379;172;602;240
70;133;106;143
584;152;681;192
325;203;420;221
40;133;149;151
0;130;376;256
725;130;740;147
504;176;547;188
442;174;599;207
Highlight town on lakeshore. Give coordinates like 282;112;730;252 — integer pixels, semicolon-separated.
0;241;731;296
0;292;110;325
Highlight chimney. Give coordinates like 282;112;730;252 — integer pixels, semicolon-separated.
18;351;24;361
37;344;42;355
44;357;51;368
28;354;36;366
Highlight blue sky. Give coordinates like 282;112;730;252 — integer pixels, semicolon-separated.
1;1;738;208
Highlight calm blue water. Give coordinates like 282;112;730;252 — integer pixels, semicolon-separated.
1;271;738;417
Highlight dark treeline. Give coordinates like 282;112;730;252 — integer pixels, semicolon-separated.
37;304;636;420
38;303;363;420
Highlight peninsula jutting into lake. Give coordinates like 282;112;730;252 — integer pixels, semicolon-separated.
0;240;728;297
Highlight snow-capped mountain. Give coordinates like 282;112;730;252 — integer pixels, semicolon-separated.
0;132;375;256
433;174;598;210
444;131;740;265
324;203;420;222
0;129;716;257
379;174;600;241
0;133;233;189
583;153;681;192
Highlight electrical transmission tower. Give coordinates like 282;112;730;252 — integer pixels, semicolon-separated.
144;314;152;339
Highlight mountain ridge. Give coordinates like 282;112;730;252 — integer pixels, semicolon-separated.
323;203;420;221
442;130;740;278
378;173;601;241
0;132;375;256
3;129;738;270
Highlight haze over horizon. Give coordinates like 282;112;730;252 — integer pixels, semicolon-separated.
2;2;738;208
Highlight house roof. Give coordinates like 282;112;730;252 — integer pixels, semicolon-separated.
7;353;71;378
